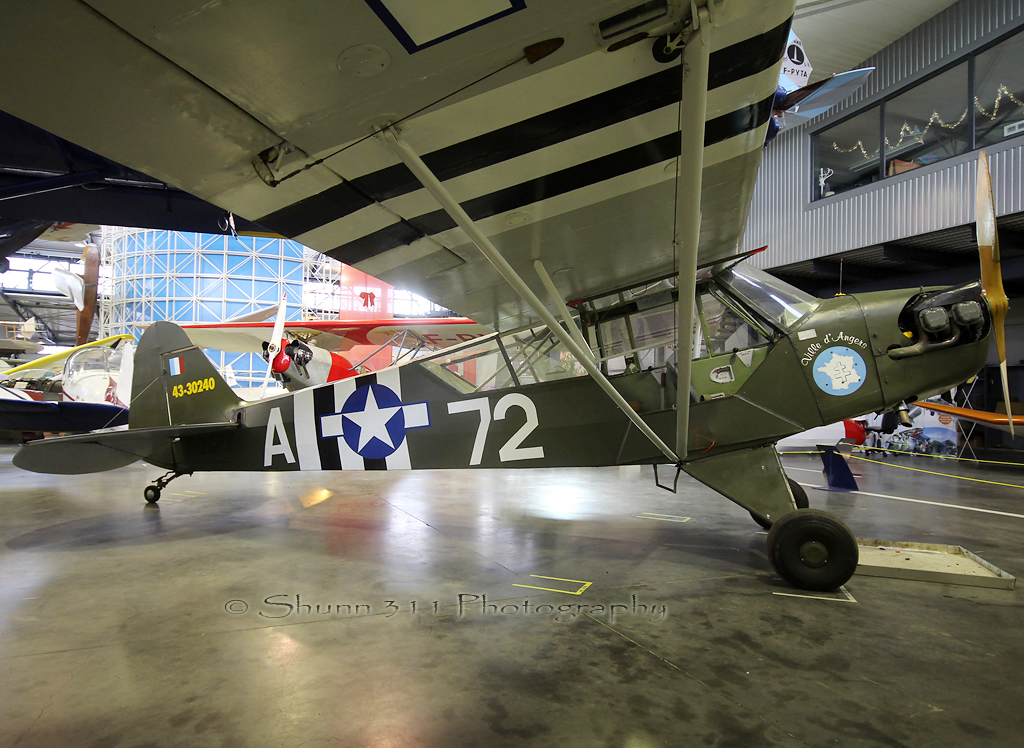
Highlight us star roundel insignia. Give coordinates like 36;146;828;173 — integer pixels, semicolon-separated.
334;382;429;459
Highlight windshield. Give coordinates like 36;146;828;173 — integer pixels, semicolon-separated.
716;263;818;330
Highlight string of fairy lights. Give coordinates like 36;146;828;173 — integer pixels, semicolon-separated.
830;84;1024;159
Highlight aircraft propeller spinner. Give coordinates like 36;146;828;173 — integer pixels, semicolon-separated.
977;151;1013;436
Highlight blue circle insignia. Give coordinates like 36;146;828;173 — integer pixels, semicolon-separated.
340;383;407;459
811;346;866;396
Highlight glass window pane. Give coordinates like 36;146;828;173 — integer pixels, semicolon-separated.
975;31;1024;148
813;107;881;199
885;62;969;173
700;293;767;355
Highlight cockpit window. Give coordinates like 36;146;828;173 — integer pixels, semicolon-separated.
698;291;768;355
716;263;818;330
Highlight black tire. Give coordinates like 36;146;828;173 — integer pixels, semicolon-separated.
144;485;161;504
750;477;809;529
652;35;682;63
766;508;859;591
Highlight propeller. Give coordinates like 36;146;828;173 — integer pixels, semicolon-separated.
977;151;1013;437
258;292;288;399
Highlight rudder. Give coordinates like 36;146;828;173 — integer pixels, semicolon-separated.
131;321;243;429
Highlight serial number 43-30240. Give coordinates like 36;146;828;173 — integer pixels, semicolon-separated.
172;377;216;398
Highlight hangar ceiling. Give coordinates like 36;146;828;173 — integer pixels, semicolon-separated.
794;0;962;80
771;213;1024;298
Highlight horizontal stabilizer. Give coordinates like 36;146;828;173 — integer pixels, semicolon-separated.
13;421;237;474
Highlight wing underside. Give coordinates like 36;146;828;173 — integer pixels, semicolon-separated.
0;0;795;328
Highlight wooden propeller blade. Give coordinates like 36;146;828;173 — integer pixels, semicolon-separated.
259;292;288;399
977;151;1013;436
76;243;100;346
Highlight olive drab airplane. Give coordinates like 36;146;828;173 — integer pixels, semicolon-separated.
2;0;1010;591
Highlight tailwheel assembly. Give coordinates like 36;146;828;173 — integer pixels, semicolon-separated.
143;470;191;504
751;477;808;530
766;508;858;591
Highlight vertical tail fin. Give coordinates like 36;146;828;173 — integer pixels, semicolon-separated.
130;322;243;429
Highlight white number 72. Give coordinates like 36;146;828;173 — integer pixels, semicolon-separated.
447;393;545;465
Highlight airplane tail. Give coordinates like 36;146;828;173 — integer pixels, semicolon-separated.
130;321;243;429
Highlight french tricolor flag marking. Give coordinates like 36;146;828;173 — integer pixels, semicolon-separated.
168;356;184;377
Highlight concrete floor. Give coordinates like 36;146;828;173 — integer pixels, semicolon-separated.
1;446;1023;748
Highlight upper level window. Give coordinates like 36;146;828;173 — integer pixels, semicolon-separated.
975;31;1024;148
812;27;1024;201
815;106;880;198
885;62;969;175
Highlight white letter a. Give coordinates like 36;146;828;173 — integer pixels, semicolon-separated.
264;407;296;467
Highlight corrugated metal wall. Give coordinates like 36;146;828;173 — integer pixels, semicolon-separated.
745;0;1024;269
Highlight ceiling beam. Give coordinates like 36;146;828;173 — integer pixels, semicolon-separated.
882;244;968;268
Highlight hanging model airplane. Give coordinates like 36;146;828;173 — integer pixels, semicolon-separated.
2;0;1011;591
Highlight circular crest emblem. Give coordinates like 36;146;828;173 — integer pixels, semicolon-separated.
812;346;866;396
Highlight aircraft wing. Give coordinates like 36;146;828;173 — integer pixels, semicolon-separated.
178;318;492;353
914;401;1024;435
778;68;874;129
0;386;129;432
1;0;795;329
1;334;134;380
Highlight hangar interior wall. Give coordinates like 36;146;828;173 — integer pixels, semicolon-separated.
744;0;1024;269
100;229;305;387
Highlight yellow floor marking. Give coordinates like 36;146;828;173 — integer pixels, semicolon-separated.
636;515;691;523
796;481;1024;520
639;512;690;519
850;454;1024;489
184;491;207;495
783;445;1024;467
512;575;592;595
853;445;1024;467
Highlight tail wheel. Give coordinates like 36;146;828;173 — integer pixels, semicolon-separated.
750;477;808;529
144;485;161;504
766;508;859;591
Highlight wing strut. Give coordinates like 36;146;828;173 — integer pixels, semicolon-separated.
673;5;713;459
380;126;680;466
533;259;595;362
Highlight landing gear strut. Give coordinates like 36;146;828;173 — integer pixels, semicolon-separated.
751;477;808;529
766;508;859;591
144;470;191;503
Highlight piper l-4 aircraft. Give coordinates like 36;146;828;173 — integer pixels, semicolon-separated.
2;0;1011;591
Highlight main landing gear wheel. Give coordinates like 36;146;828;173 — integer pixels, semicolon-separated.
750;478;808;529
144;485;161;504
766;508;859;591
